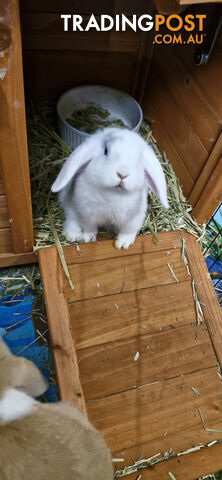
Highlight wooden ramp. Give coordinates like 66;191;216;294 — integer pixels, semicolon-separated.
38;231;222;480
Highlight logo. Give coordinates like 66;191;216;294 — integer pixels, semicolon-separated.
60;13;206;45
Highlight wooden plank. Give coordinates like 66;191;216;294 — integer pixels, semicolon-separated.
63;232;184;266
189;131;222;209
38;247;87;415
23;49;137;100
78;323;216;400
184;232;222;367
65;248;190;302
0;0;34;253
20;0;150;14
69;281;196;349
21;13;141;53
143;98;194;198
87;367;222;460
178;0;222;4
145;67;208;182
153;46;221;153
192;156;222;224
0;196;9;229
153;0;184;13
0;166;4;195
175;44;222;120
0;228;13;254
0;251;37;267
127;441;222;480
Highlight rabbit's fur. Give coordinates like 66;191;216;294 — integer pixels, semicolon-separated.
52;128;168;249
0;339;113;480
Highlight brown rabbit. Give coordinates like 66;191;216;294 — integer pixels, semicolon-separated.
0;338;113;480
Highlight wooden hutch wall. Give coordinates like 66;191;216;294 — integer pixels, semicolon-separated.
19;0;154;102
143;5;222;223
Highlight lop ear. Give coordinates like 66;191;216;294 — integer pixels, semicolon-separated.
51;136;97;193
143;144;169;209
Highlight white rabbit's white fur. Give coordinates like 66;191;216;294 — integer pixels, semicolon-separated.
51;128;168;249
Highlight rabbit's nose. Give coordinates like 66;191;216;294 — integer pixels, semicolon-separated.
117;172;128;180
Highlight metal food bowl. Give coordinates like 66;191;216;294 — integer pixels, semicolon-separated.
57;85;143;150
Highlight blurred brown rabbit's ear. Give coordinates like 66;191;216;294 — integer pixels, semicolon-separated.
0;337;12;359
0;338;47;397
12;357;48;398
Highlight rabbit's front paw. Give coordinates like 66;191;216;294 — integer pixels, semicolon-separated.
81;232;97;243
63;221;83;242
115;233;136;250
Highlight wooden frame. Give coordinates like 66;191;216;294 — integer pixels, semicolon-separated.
0;0;34;266
38;231;222;479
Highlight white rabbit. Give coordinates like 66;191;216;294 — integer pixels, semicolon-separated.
0;338;113;480
51;127;168;249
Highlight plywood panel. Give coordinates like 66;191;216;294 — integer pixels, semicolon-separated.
78;323;216;400
65;248;190;302
70;281;195;349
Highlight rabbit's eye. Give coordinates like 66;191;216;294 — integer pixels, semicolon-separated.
104;146;108;156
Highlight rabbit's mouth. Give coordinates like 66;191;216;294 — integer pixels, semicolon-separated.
116;181;126;189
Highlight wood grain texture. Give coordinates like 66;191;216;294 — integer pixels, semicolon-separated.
153;46;221;153
0;196;9;229
143;96;194;197
192;156;222;224
0;166;4;195
78;323;216;400
189;132;222;209
178;0;222;4
88;367;222;459
143;68;208;182
65;248;190;302
21;13;142;53
184;232;222;368
23;50;137;100
0;0;33;253
176;42;222;120
63;231;184;266
0;228;13;254
39;232;222;479
70;281;195;349
126;441;222;480
0;251;37;267
20;0;150;14
38;247;87;414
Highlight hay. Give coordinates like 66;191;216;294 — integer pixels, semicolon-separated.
113;440;222;478
27;103;205;251
66;104;127;133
